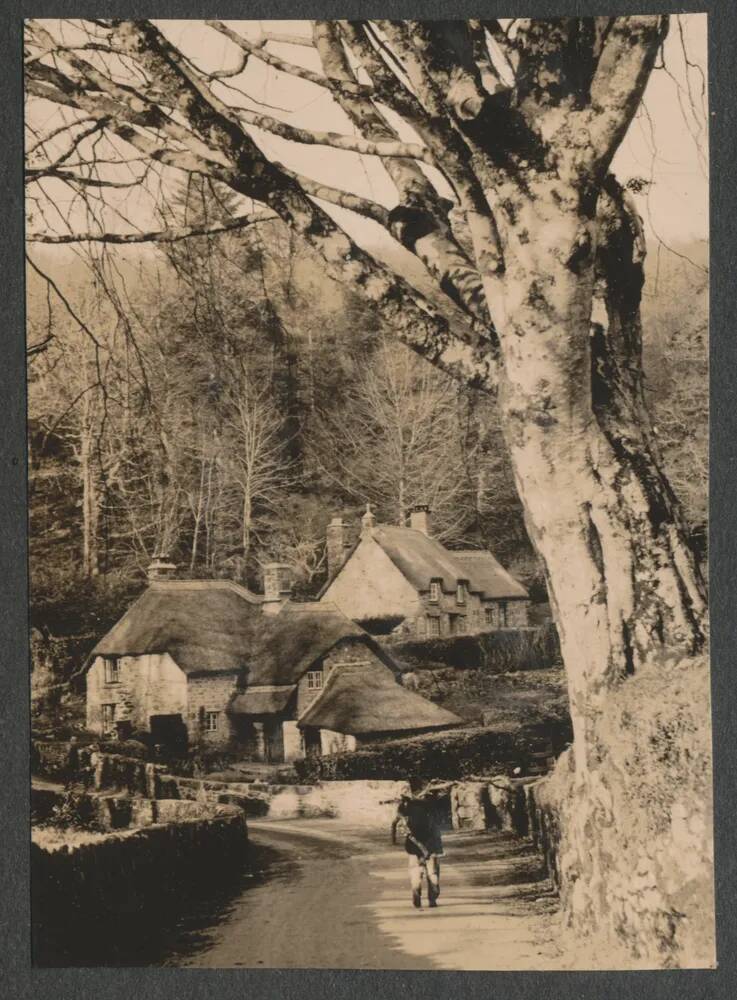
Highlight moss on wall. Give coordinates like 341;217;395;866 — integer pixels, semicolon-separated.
526;656;714;969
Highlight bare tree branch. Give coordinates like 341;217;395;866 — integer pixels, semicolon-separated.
27;210;278;245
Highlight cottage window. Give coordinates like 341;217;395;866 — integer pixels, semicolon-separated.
456;581;466;605
204;711;220;733
306;670;324;691
429;580;441;604
427;616;441;637
499;601;508;627
102;703;116;732
104;658;120;684
485;606;496;627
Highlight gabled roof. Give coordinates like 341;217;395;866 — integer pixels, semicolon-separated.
298;659;462;735
87;580;263;675
454;550;529;599
371;525;471;592
242;602;372;686
370;525;527;599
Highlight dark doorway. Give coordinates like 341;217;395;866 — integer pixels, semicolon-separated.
149;713;188;754
302;726;321;758
264;719;285;763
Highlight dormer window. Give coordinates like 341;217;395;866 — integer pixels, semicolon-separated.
306;670;324;691
429;580;441;604
456;581;467;605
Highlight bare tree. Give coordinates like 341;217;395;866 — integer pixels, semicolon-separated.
222;362;296;568
315;337;476;539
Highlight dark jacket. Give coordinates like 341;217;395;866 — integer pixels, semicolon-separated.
398;799;443;857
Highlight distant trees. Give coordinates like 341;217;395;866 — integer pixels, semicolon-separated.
642;247;709;550
27;223;707;603
314;338;474;539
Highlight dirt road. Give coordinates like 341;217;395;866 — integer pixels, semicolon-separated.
165;819;565;971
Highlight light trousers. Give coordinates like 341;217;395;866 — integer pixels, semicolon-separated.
408;854;440;898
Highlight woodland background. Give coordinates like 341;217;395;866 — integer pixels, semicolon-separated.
27;178;707;655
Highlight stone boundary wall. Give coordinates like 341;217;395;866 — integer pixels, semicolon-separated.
36;744;540;832
516;664;716;972
32;806;248;966
35;744;410;826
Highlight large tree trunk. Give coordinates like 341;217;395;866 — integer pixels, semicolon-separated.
490;181;706;725
487;178;712;965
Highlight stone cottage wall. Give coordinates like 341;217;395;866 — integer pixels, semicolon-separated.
86;653;186;735
295;638;393;717
186;672;239;747
505;599;530;628
321;536;422;621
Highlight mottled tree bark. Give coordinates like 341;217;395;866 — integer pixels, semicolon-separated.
485;181;706;754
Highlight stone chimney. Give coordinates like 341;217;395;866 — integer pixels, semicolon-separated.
147;554;177;582
360;503;376;538
262;562;292;615
409;504;432;536
326;515;351;579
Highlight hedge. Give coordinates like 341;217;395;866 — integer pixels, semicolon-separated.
385;623;561;674
294;719;573;783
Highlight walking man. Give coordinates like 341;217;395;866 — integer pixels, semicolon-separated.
391;792;443;909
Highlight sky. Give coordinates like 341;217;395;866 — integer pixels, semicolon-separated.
26;16;709;262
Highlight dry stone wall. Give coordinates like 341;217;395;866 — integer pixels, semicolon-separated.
522;656;715;969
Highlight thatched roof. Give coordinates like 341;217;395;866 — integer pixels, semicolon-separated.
88;580;263;675
298;659;462;735
88;581;387;686
454;550;529;599
243;602;371;686
230;685;295;714
371;525;527;599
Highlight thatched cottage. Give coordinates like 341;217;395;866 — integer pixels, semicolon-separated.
320;505;530;637
84;569;460;758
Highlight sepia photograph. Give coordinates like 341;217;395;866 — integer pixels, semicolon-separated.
24;13;713;972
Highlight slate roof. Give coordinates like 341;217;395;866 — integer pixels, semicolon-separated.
370;526;527;599
298;659;462;735
88;580;263;674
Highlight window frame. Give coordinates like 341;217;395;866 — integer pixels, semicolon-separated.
306;669;324;691
456;580;467;605
204;710;220;733
429;579;441;604
101;703;116;732
104;657;120;684
427;616;441;638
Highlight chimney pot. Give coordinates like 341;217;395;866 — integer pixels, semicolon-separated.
327;515;351;578
361;503;376;537
409;505;431;536
147;555;177;582
262;562;292;614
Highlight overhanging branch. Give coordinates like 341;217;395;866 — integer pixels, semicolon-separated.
27;210;278;245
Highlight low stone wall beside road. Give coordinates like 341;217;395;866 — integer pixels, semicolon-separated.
33;804;248;966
